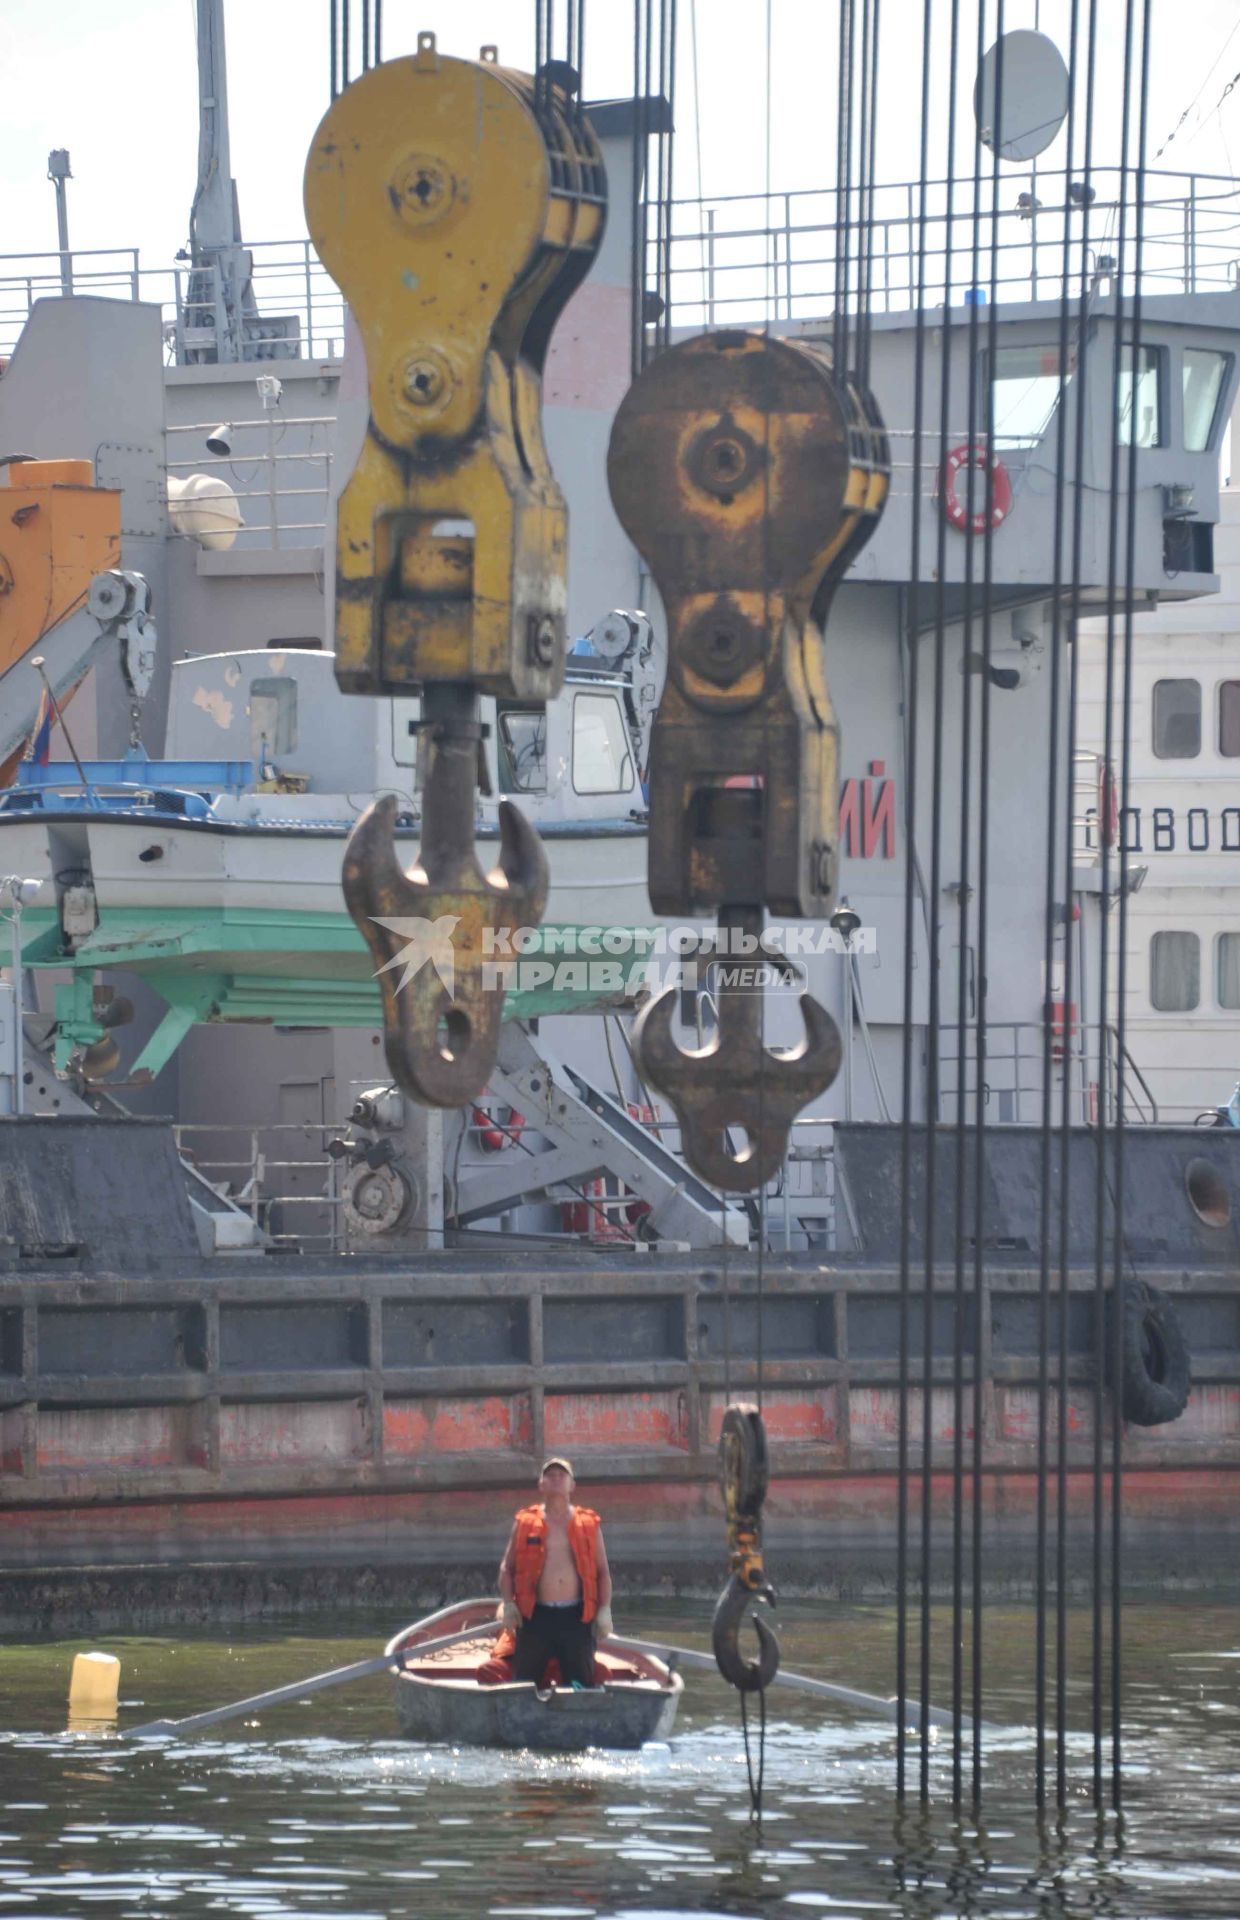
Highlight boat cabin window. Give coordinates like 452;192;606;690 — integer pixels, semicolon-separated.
1217;934;1240;1010
1152;678;1200;759
572;692;633;795
988;342;1075;450
250;678;298;760
497;706;547;793
1219;681;1240;758
1117;342;1165;448
1182;349;1231;453
1149;930;1199;1012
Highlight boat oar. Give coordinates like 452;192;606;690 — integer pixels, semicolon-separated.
125;1624;485;1739
607;1635;969;1732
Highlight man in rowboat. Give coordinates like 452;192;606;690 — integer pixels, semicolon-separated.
496;1455;614;1688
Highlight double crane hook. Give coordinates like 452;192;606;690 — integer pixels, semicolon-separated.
712;1403;780;1694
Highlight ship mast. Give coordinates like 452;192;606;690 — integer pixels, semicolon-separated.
181;0;257;363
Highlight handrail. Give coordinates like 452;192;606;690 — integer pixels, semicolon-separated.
1108;1025;1160;1125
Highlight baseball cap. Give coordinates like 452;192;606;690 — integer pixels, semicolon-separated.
540;1455;575;1478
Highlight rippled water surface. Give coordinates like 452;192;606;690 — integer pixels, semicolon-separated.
3;1600;1239;1916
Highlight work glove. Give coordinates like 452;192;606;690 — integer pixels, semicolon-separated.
497;1599;521;1631
594;1604;614;1640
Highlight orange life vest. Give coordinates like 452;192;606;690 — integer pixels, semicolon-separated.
511;1503;601;1623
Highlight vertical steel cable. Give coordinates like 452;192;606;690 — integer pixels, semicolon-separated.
896;0;937;1805
361;0;370;70
330;0;339;99
1034;0;1076;1810
536;0;550;116
858;0;881;388
843;0;858;373
341;0;350;91
662;1;679;353
920;0;962;1804
643;0;656;359
951;0;992;1812
853;0;871;372
972;0;1006;1808
374;0;381;65
1094;0;1139;1814
1111;0;1153;1817
667;1;679;341
1058;0;1101;1812
630;0;646;376
832;1;852;372
653;0;669;351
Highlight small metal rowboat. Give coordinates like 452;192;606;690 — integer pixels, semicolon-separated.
386;1597;682;1750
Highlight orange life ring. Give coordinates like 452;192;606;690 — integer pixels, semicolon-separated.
940;443;1012;534
472;1104;524;1152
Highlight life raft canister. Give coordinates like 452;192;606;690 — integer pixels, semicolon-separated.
939;442;1013;534
512;1503;602;1622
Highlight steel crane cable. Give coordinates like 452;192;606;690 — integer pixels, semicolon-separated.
895;0;935;1810
1036;0;1082;1818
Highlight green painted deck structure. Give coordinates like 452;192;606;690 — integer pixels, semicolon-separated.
20;909;656;1078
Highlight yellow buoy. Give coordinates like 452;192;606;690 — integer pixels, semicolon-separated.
69;1650;121;1718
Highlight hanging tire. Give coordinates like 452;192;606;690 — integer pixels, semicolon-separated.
1107;1280;1191;1427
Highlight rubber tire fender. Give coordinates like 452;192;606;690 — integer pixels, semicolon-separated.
1107;1279;1191;1427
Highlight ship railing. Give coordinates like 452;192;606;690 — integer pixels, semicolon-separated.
174;1120;345;1252
656;165;1240;331
166;414;334;549
936;1017;1158;1127
612;1108;844;1253
0;238;346;364
4;162;1235;365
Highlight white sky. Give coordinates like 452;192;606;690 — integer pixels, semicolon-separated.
0;0;1236;271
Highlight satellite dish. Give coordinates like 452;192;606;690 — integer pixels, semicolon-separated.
975;30;1070;163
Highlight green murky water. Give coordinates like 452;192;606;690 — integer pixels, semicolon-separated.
2;1600;1239;1916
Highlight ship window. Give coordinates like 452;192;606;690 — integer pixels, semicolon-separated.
1217;934;1240;1010
572;693;633;795
987;342;1074;451
1152;678;1200;758
249;677;297;758
1118;342;1164;448
391;696;420;771
1183;349;1231;453
1220;682;1240;757
1150;930;1199;1012
497;706;547;793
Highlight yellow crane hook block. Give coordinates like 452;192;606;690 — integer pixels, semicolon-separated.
303;37;606;1110
304;34;606;701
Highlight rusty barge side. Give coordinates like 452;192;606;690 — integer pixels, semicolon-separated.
2;1118;1238;1630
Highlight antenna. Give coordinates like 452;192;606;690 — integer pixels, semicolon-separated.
974;30;1070;163
47;149;73;296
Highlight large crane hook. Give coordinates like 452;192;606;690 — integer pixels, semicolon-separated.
712;1403;780;1693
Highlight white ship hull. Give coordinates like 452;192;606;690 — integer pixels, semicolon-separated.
0;807;651;929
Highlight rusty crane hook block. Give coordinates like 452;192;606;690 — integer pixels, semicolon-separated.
712;1403;780;1694
607;331;889;1188
305;36;606;1105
